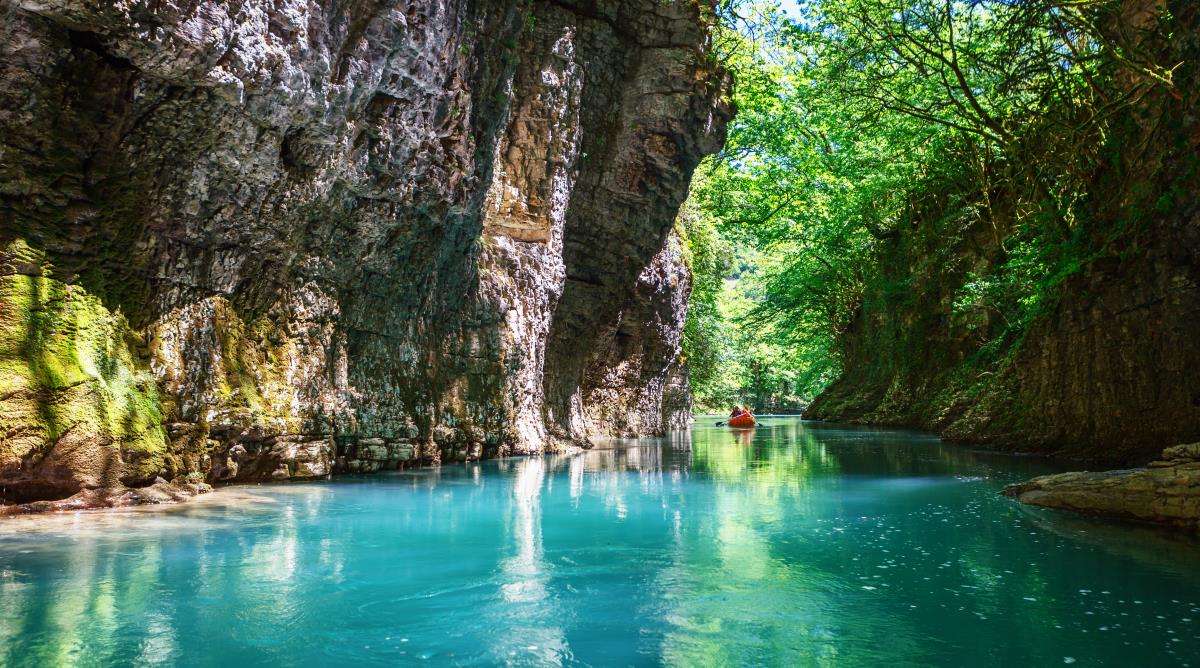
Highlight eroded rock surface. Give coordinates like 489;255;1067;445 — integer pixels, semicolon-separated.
1002;443;1200;530
0;0;730;505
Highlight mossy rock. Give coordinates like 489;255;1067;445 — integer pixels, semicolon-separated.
0;239;168;500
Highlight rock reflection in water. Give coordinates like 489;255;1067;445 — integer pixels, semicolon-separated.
489;457;568;664
2;419;1199;667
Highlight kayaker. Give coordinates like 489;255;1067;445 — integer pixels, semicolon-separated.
730;406;745;418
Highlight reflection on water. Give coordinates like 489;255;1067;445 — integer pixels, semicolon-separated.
490;457;568;664
2;418;1199;667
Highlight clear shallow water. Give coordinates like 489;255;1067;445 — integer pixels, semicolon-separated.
2;419;1199;667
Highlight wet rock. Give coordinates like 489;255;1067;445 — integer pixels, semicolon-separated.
1002;443;1200;530
294;461;330;478
360;444;390;462
0;479;213;516
393;442;416;461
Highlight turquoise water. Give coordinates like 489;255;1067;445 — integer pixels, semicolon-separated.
2;419;1199;667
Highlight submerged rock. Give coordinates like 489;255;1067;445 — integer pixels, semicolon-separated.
1002;443;1200;530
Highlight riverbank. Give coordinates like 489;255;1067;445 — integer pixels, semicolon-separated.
0;479;213;517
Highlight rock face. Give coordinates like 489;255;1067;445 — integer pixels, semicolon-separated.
804;0;1200;466
0;0;730;504
1003;444;1200;530
804;184;1200;465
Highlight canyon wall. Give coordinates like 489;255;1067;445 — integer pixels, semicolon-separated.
805;1;1200;466
0;0;730;503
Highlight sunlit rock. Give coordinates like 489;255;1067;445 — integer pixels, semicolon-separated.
1003;443;1200;530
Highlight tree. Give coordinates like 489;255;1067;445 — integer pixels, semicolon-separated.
684;0;1177;408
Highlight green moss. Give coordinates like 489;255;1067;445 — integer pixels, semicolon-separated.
0;239;167;480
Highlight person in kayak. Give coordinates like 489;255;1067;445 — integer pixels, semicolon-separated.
726;406;757;428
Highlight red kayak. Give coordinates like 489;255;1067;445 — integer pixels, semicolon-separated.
728;414;756;428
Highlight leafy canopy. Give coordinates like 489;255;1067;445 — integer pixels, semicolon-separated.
682;0;1176;411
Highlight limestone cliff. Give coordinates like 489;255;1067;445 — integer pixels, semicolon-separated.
0;0;730;505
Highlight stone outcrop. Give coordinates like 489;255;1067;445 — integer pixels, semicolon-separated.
1003;443;1200;530
0;0;730;506
803;182;1200;465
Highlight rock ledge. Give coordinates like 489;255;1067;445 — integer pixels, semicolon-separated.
1002;443;1200;530
0;480;214;516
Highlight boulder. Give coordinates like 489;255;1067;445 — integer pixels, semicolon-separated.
1002;443;1200;529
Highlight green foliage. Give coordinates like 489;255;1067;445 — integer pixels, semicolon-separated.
678;202;730;401
684;0;1176;410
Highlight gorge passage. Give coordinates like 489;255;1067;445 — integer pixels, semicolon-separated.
1;0;1199;525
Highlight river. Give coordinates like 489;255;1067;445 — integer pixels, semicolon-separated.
1;418;1198;666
